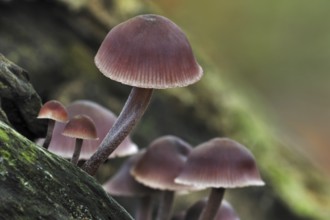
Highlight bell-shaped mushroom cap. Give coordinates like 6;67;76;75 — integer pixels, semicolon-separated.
48;100;138;159
103;151;157;197
185;198;240;220
175;138;265;188
62;115;98;140
95;14;203;89
131;135;193;191
37;100;68;122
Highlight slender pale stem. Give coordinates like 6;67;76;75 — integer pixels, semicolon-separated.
42;120;55;149
156;190;175;220
198;188;225;220
135;196;154;220
82;87;153;175
71;138;83;165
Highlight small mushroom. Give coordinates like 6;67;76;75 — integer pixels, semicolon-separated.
37;100;68;149
131;135;194;220
82;14;203;176
175;138;264;220
47;100;138;160
62;114;98;165
103;151;157;220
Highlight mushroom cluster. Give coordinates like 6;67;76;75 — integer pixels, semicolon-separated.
37;100;138;165
102;136;264;220
35;13;265;220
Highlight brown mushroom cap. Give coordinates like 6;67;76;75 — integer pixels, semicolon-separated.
95;14;203;89
175;138;265;188
62;114;98;140
131;135;193;191
103;151;157;197
37;100;68;122
47;100;138;159
62;115;98;140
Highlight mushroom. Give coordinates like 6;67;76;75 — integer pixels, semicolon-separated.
37;100;68;149
175;138;264;220
82;14;203;176
184;198;240;220
103;151;158;220
62;114;98;165
131;135;194;220
47;100;138;160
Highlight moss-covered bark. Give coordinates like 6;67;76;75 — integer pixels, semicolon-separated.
0;121;133;220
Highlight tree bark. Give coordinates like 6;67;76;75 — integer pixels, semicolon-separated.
0;121;133;220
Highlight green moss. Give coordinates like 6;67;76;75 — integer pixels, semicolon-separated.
19;145;37;163
0;130;9;142
0;149;15;168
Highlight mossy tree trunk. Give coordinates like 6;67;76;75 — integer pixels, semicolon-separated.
0;121;133;220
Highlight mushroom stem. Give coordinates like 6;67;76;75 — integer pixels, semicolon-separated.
135;195;154;220
82;87;153;175
198;187;225;220
42;120;55;149
156;190;175;220
71;138;83;165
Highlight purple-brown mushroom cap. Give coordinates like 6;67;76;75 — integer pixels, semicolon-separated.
95;14;203;89
37;100;68;123
175;138;265;188
131;135;194;191
62;114;98;140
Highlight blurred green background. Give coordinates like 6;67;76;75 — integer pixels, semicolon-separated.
153;0;330;175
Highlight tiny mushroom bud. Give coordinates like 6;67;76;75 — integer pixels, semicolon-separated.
82;14;203;176
131;135;194;220
103;151;157;220
175;138;264;220
62;114;98;165
37;100;68;149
